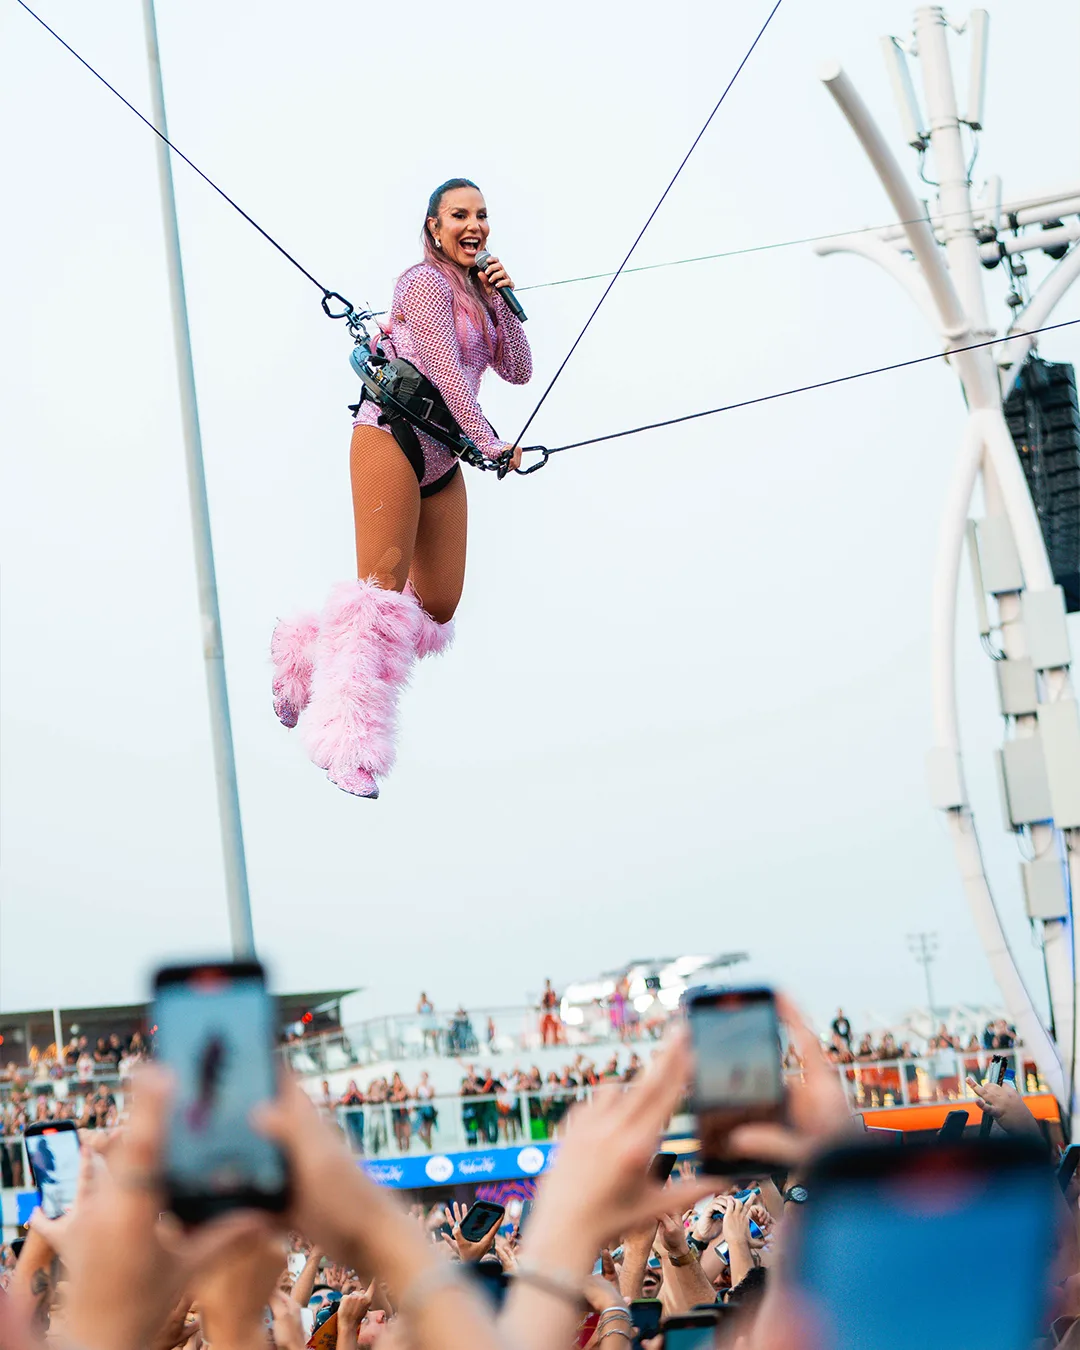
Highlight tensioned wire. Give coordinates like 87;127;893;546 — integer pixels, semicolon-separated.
538;317;1080;456
15;0;1056;310
511;0;786;447
14;0;1078;466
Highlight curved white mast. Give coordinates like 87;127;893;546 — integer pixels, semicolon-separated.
816;7;1080;1117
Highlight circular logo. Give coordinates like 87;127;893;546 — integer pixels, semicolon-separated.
516;1146;546;1175
425;1155;454;1183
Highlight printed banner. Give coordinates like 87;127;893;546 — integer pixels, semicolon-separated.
361;1142;555;1190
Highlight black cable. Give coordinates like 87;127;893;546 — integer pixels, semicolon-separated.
541;316;1080;456
14;0;338;303
512;0;784;447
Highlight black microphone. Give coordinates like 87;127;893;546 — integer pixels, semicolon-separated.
475;250;528;322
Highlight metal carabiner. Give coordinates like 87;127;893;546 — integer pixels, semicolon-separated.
514;446;551;475
321;290;356;321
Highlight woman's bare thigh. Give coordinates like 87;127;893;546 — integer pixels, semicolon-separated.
408;469;468;623
350;425;421;591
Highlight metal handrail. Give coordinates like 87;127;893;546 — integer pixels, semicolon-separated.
278;1001;670;1075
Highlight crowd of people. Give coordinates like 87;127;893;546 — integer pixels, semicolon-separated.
1;1000;1076;1350
813;1009;1035;1108
322;1052;649;1156
0;1031;148;1087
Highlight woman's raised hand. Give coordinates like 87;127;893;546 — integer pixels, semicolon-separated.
477;254;515;294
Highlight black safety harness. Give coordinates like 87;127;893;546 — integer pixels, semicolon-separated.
326;292;551;479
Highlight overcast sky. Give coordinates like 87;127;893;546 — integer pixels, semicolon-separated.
2;0;1079;1033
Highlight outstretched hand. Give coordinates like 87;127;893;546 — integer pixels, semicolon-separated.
728;994;855;1167
441;1201;498;1262
61;1067;276;1350
966;1075;1042;1139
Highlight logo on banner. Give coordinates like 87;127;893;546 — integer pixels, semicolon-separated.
459;1155;497;1176
516;1146;546;1175
367;1164;404;1184
425;1155;455;1183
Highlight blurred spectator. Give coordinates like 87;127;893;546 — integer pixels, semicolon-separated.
460;1064;482;1146
830;1007;852;1048
339;1078;365;1154
389;1071;411;1152
540;980;563;1046
929;1024;961;1099
448;1006;477;1055
415;1070;437;1148
608;978;630;1043
417;993;438;1053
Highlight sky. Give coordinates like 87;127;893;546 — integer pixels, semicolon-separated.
2;0;1080;1034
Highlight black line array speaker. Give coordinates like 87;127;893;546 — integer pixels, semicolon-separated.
1003;355;1080;612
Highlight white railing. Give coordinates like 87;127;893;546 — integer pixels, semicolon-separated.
279;1002;669;1075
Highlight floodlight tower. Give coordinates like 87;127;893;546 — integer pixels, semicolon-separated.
816;7;1080;1120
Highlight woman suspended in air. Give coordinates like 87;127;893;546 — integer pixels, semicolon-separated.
270;178;532;797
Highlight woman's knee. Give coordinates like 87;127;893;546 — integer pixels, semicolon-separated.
415;586;460;626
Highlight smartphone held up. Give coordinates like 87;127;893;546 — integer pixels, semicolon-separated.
685;985;786;1173
152;959;289;1223
24;1119;81;1219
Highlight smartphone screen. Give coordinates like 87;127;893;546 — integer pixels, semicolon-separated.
629;1299;662;1339
937;1109;969;1141
687;986;784;1170
1058;1145;1080;1192
789;1138;1057;1350
459;1201;505;1243
649;1151;678;1184
153;961;287;1222
663;1313;718;1349
24;1122;80;1219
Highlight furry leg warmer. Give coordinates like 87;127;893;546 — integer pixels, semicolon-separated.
300;579;423;798
271;613;320;728
405;582;456;659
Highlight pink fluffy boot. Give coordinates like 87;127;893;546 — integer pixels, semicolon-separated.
300;579;423;799
271;613;319;728
406;583;456;659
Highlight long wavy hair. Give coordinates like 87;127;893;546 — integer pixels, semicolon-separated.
416;177;503;363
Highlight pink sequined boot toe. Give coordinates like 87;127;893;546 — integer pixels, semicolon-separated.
327;764;380;799
406;583;455;658
300;579;423;798
271;612;319;728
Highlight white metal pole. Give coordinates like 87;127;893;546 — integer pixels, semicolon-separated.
918;0;1074;1075
913;7;993;346
816;27;1071;1106
818;60;968;339
141;0;255;958
928;413;1064;1095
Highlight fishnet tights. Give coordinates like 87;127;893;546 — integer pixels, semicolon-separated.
350;425;467;625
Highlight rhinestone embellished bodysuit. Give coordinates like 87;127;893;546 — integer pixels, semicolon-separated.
352;263;532;488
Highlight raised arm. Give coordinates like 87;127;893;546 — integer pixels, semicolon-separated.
398;268;504;458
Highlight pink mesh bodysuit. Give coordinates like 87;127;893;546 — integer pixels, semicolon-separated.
353;263;533;490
